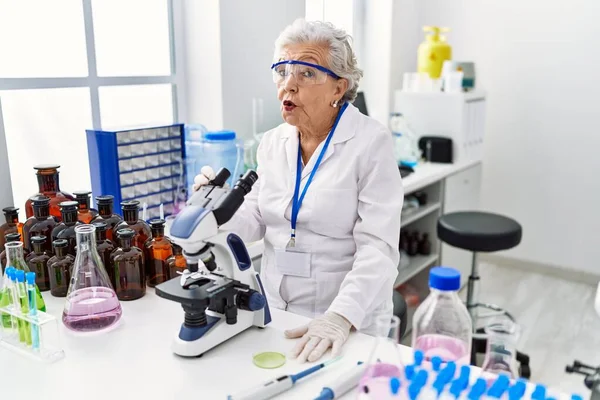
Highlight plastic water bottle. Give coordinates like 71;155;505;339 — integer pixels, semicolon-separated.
412;267;472;364
389;113;420;167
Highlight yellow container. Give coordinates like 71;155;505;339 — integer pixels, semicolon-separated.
417;26;452;78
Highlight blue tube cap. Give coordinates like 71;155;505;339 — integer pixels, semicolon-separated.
6;266;16;281
405;365;416;380
488;374;510;398
431;356;443;371
25;271;36;285
415;370;429;387
390;377;401;395
532;384;547;400
450;379;465;398
413;350;424;366
468;378;488;400
459;365;471;383
15;269;25;282
508;380;527;400
572;395;584;400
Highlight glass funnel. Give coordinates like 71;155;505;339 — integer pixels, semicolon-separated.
358;315;404;399
481;317;521;378
62;225;122;332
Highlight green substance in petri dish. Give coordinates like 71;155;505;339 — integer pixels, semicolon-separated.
253;352;286;369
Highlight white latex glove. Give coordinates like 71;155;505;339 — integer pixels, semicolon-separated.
192;166;216;191
285;312;352;363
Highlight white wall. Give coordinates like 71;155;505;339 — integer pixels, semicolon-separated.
0;98;14;209
414;0;600;273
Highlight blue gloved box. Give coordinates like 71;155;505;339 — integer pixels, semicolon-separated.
86;124;187;220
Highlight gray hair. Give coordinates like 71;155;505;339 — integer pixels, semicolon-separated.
274;19;363;103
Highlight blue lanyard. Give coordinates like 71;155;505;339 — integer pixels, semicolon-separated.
289;102;349;246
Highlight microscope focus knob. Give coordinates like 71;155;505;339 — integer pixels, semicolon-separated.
237;289;266;312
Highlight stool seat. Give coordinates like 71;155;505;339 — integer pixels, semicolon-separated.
437;211;522;252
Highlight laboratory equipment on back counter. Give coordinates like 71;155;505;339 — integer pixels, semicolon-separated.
1;233;25;272
3;241;45;312
481;317;521;378
110;228;146;301
167;243;186;279
73;190;98;224
566;360;600;400
390;113;421;168
145;219;172;287
22;196;58;253
63;224;122;332
48;239;74;297
26;236;51;292
0;207;23;251
418;26;452;78
24;164;74;220
412;267;472;363
155;168;271;357
51;201;80;255
92;222;115;287
116;200;151;252
93;195;122;242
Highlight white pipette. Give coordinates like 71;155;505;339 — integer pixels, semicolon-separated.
313;362;366;400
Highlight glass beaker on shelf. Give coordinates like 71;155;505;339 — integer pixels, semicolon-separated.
358;315;404;399
62;224;122;332
481;317;521;378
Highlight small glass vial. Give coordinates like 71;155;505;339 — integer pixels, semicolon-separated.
48;239;75;297
73;191;99;224
24;164;75;220
0;233;28;273
93;221;115;287
110;228;146;301
0;206;23;252
145;219;173;287
26;235;51;291
93;195;122;243
167;243;187;279
116;200;151;252
51;201;81;256
22;195;58;254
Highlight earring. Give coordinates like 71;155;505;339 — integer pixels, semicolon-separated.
331;99;339;108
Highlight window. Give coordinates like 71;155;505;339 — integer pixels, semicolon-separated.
0;0;184;216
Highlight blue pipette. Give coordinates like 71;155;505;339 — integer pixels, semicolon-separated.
229;357;342;400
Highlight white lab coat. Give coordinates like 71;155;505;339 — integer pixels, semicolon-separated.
223;103;403;335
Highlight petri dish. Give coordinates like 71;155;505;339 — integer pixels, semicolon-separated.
253;352;286;369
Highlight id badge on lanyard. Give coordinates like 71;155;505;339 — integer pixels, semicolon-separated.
275;102;348;278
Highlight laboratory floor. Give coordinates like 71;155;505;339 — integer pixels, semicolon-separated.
406;262;600;396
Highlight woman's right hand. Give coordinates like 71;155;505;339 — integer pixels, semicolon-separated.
192;166;216;192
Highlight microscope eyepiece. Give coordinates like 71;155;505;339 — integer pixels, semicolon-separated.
234;170;258;195
210;168;231;187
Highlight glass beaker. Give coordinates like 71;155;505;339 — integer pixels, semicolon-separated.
481;317;521;378
358;315;404;399
62;225;122;332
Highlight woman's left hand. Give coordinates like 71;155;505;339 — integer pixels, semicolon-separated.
285;312;352;363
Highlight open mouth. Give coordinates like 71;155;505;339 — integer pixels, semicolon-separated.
283;100;296;111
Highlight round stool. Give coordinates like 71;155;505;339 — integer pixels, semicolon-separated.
437;211;530;377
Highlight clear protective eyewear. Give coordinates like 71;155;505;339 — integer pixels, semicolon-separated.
271;60;340;86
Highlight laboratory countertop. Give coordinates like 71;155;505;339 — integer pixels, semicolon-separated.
0;289;413;400
401;159;481;195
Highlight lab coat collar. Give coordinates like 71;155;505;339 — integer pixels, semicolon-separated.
283;103;358;179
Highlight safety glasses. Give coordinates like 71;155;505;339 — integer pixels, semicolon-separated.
271;60;340;86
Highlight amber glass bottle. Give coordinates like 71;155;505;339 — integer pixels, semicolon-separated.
24;165;74;220
23;196;58;253
26;235;51;291
93;221;115;287
116;200;151;252
48;239;75;297
93;195;122;243
167;243;187;279
110;228;145;301
0;233;27;273
51;201;80;256
145;219;173;287
0;207;23;252
73;191;98;224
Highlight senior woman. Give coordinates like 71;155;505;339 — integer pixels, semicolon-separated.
194;19;403;363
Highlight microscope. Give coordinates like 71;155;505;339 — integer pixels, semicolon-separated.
155;168;271;357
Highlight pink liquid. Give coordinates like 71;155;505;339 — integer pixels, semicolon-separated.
358;363;402;399
62;287;122;332
415;334;470;364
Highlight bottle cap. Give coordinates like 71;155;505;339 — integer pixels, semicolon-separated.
2;206;19;216
431;356;443;371
59;201;79;210
5;233;21;242
25;272;36;285
150;219;166;228
31;235;47;244
93;221;107;231
73;190;91;198
16;269;25;282
34;164;60;171
53;239;69;248
121;200;140;210
204;130;236;141
429;266;461;291
413;349;424;366
172;243;183;254
96;195;114;204
31;195;51;207
117;228;136;239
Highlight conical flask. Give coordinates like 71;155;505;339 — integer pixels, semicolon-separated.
358;315;404;399
62;224;122;332
4;241;46;312
481;317;521;378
